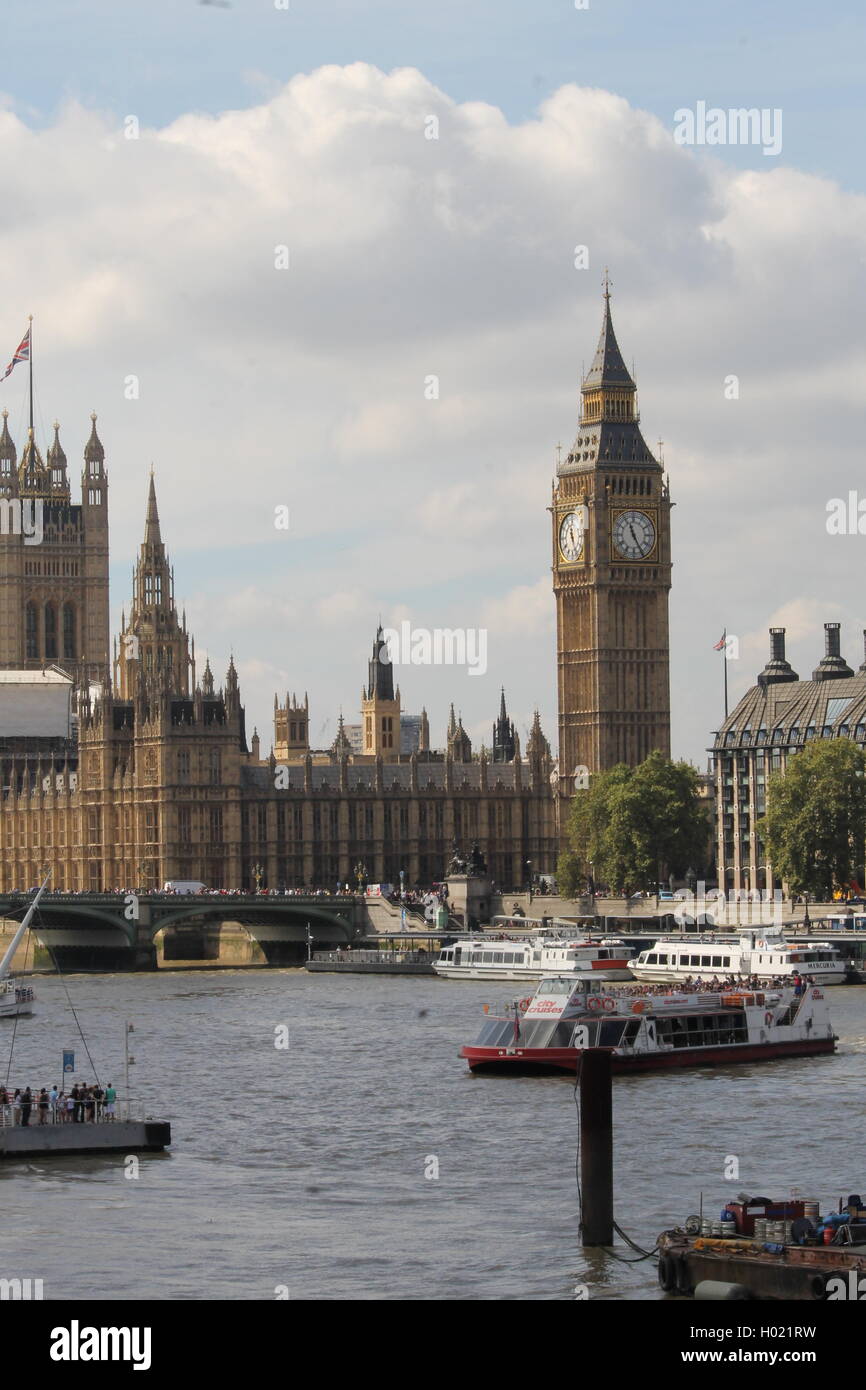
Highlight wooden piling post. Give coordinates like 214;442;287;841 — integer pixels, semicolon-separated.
580;1048;613;1246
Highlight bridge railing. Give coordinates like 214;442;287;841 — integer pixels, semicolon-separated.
0;890;362;900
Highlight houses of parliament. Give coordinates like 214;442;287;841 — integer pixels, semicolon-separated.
0;287;672;893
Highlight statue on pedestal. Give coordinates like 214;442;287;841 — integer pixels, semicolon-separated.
447;842;466;876
467;840;487;876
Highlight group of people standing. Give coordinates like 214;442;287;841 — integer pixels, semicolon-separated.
0;1082;117;1126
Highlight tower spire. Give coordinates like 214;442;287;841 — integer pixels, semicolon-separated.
144;471;161;545
582;281;635;393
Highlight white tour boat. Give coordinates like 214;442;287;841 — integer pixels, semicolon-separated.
0;878;48;1018
629;929;847;987
461;974;836;1074
434;933;632;982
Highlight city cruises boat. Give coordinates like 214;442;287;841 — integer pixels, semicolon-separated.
459;974;836;1074
628;929;847;987
434;934;632;982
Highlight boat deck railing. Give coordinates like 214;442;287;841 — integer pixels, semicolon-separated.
0;1102;151;1128
312;948;432;965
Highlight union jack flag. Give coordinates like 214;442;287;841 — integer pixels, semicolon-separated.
713;631;726;651
1;326;30;381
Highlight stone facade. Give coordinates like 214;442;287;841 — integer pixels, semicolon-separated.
712;624;866;891
0;474;557;892
0;411;109;685
552;287;672;794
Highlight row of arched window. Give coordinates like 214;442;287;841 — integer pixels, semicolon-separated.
25;601;76;660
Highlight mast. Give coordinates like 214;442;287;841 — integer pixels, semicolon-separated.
0;871;50;980
28;314;33;435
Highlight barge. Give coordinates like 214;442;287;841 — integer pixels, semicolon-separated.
659;1193;866;1300
306;948;436;976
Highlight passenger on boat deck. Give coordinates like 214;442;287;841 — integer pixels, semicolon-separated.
37;1088;49;1124
20;1087;32;1126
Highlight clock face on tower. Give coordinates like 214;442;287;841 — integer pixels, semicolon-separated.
558;510;585;563
612;509;656;560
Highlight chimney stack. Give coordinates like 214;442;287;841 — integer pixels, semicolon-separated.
757;627;798;689
812;622;854;682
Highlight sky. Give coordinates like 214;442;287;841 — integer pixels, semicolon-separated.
1;0;865;766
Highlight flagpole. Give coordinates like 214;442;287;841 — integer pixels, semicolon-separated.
723;631;728;719
27;314;33;434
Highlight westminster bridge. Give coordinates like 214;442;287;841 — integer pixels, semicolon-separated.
0;891;369;970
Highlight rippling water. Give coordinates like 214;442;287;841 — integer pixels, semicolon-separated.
1;971;863;1301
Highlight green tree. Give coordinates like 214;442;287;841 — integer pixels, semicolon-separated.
761;738;866;898
564;750;709;894
556;849;584;899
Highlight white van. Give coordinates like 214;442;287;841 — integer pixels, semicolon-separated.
162;880;207;895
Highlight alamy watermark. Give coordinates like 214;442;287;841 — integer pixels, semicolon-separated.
673;882;785;928
0;497;43;545
673;101;782;157
381;622;487;677
0;1276;44;1299
826;493;866;535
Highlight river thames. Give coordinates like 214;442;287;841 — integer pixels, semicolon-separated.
1;970;863;1301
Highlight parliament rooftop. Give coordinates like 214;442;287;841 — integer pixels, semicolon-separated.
710;624;866;893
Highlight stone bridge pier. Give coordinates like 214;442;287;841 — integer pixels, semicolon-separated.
0;893;365;972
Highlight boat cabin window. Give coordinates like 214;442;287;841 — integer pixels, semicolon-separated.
654;1011;748;1048
476;1019;519;1047
647;953;658;964
690;955;701;966
657;953;669;964
539;978;574;996
579;1019;633;1048
712;956;722;967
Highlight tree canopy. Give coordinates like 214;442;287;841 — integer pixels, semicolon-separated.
761;738;866;897
563;750;709;894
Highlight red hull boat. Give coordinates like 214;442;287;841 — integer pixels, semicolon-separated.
460;975;837;1076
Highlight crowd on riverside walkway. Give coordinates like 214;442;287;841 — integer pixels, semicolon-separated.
0;1082;118;1126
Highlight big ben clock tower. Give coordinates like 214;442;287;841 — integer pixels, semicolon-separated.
552;280;672;795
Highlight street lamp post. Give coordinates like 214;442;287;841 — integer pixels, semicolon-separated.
526;858;533;905
253;862;264;894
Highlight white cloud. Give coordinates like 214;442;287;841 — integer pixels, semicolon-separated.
1;65;863;761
